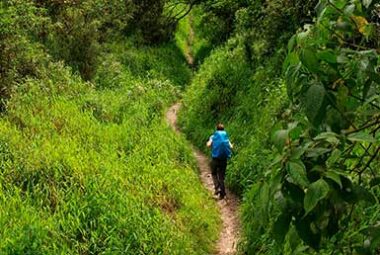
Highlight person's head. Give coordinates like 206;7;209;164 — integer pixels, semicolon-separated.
216;123;224;131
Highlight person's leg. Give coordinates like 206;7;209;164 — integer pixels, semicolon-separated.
210;158;220;194
218;159;227;198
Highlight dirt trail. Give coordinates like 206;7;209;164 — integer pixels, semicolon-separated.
184;15;195;67
166;103;240;255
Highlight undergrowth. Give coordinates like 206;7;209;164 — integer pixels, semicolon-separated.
0;37;219;254
179;0;380;254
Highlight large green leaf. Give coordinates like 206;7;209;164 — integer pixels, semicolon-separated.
317;50;337;64
285;62;304;99
314;132;340;145
348;132;377;143
304;84;327;126
295;215;321;249
288;34;297;53
326;149;342;168
301;49;319;73
305;147;331;158
273;129;289;151
290;146;307;160
287;161;309;187
283;181;305;204
304;179;330;215
273;212;292;244
325;170;342;188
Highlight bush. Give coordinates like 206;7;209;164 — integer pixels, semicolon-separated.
0;1;50;109
0;18;219;253
45;7;100;80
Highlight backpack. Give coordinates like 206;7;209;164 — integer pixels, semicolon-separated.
211;131;232;159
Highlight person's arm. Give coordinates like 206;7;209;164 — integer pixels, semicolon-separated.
206;136;213;148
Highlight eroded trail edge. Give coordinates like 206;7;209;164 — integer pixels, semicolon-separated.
166;103;240;255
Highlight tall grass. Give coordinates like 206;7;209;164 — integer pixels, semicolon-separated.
0;40;219;254
178;38;288;253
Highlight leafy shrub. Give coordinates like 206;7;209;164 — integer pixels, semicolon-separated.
0;1;50;109
130;0;174;43
266;1;380;252
45;7;100;80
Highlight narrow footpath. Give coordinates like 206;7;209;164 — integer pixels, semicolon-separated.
166;103;240;255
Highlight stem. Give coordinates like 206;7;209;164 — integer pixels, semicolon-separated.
343;143;356;155
371;125;380;135
360;146;380;174
345;118;380;135
349;93;380;110
354;144;372;175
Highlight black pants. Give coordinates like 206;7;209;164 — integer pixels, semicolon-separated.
210;158;227;196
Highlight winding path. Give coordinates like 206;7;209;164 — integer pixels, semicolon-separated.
166;103;240;255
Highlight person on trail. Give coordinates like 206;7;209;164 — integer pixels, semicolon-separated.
207;123;233;200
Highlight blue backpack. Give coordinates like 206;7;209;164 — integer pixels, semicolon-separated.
211;131;232;159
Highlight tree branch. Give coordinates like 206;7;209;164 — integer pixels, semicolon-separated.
359;146;380;175
345;117;380;135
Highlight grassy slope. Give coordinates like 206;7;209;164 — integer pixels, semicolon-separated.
178;28;289;254
0;39;219;254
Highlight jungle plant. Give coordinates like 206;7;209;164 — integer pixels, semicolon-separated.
268;0;380;252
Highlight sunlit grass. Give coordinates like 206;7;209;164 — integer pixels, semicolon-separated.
0;40;219;254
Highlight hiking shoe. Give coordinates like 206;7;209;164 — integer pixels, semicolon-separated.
219;193;226;200
214;190;220;196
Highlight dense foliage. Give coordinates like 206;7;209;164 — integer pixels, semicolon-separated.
0;0;219;254
276;1;380;252
3;0;380;254
179;0;380;254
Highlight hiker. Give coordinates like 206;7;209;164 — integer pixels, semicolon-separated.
207;123;233;199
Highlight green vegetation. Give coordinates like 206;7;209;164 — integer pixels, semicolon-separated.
179;0;380;254
2;0;380;254
175;9;215;65
0;0;219;254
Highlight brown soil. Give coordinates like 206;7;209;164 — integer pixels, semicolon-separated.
166;103;240;255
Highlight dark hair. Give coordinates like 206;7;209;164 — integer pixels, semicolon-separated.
216;123;224;130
